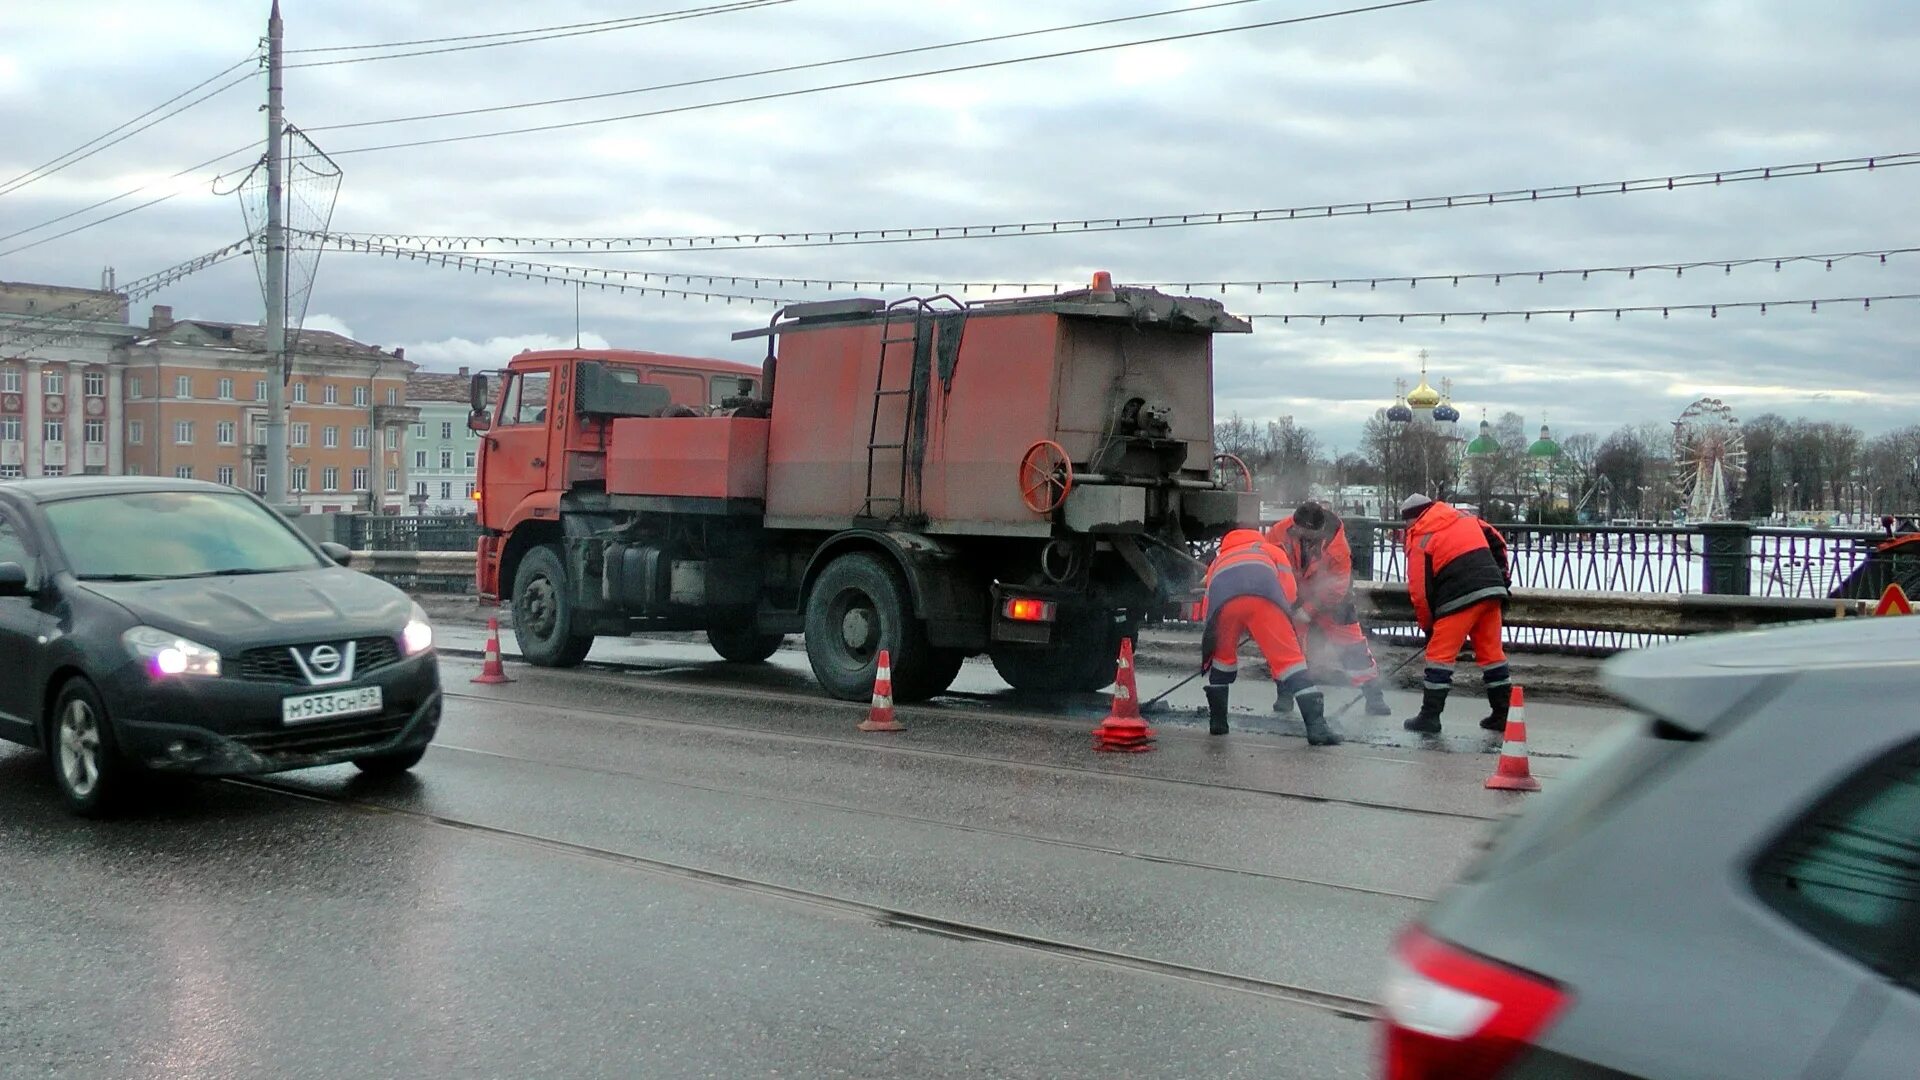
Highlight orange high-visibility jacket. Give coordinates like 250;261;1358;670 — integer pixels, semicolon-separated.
1266;516;1353;620
1404;502;1510;629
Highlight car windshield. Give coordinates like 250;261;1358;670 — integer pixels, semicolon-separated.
44;490;323;580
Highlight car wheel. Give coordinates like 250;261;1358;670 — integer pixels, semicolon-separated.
49;678;133;818
803;553;944;703
513;544;594;667
352;745;429;776
708;622;785;663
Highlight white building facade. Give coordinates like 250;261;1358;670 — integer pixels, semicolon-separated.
406;370;481;515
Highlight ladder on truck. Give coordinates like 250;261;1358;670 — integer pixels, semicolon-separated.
863;295;964;520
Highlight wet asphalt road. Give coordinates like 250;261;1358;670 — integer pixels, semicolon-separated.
0;644;1636;1079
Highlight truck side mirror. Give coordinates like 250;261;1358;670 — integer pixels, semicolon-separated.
0;562;27;598
469;373;490;415
468;412;491;434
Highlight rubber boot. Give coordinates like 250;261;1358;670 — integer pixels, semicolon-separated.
1272;682;1295;717
1299;692;1341;746
1360;680;1391;717
1402;687;1448;734
1480;684;1512;732
1204;686;1231;736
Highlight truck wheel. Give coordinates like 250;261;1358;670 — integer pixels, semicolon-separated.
989;612;1128;694
894;647;966;700
513;545;594;668
804;553;941;703
708;623;785;663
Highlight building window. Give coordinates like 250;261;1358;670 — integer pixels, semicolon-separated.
386;428;400;450
412;422;426;438
44;420;63;443
175;375;191;399
353;426;370;450
83;419;105;444
385;388;398;406
414;481;427;497
292;465;309;492
354;385;369;407
440;421;454;440
214;377;232;400
323;384;338;405
352;467;369;491
323;426;339;449
217;421;236;446
84;370;105;397
173;420;193;445
439;450;452;470
128;375;141;398
125;463;142;476
0;368;17;393
0;417;18;442
292;382;307;404
0;465;20;479
386;468;399;493
255;380;268;402
128;420;143;445
323;466;339;492
44;369;65;395
174;465;193;480
465;481;477;499
41;465;64;478
414;450;427;469
440;482;452;500
465;451;476;469
253;466;267;494
217;465;235;486
291;423;309;448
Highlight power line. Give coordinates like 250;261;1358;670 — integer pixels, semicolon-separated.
0;70;258;200
302;237;1920;299
310;0;1296;133
0;141;262;253
321;0;1438;156
0;51;258;197
0;239;253;354
1247;294;1920;324
289;0;796;53
321;150;1920;254
286;0;799;69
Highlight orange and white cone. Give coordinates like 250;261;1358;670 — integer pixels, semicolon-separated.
1484;685;1540;791
471;614;514;684
1093;638;1155;753
858;649;904;732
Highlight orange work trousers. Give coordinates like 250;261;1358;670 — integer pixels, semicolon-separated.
1208;595;1307;685
1423;599;1510;692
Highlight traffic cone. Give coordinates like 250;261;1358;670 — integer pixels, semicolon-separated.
470;615;513;685
1484;685;1540;791
858;650;904;732
1093;638;1155;753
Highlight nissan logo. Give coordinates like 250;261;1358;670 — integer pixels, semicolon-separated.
307;644;343;675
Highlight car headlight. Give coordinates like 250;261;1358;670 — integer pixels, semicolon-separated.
402;602;434;656
123;626;222;678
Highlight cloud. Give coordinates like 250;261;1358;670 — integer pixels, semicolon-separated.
397;332;613;372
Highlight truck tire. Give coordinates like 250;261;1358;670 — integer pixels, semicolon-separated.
804;553;943;703
708;623;785;663
513;544;594;668
989;612;1128;695
895;648;966;701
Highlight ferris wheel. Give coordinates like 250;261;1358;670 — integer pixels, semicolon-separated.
1672;398;1747;522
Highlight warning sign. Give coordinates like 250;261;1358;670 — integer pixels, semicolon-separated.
1874;584;1914;616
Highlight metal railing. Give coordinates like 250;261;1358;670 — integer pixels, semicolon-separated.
347;514;483;553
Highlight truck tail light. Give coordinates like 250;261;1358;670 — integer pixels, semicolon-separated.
1002;598;1056;623
1380;926;1568;1080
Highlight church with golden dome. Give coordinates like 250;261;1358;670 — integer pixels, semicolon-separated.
1385;351;1462;430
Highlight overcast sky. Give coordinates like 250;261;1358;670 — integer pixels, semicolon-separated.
2;0;1915;450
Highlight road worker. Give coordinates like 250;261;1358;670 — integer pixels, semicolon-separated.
1200;528;1340;745
1398;494;1512;734
1267;501;1391;718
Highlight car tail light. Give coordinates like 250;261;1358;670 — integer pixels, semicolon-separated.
1380;926;1569;1080
1002;598;1056;623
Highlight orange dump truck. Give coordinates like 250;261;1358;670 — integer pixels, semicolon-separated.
469;277;1259;701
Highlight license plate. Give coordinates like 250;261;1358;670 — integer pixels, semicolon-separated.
282;686;383;725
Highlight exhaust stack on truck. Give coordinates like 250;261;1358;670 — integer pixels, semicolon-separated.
469;276;1258;702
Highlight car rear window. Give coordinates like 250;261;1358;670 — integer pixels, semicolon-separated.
1752;739;1920;980
44;490;322;580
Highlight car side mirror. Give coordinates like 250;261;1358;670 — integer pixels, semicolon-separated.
319;542;353;567
0;562;28;598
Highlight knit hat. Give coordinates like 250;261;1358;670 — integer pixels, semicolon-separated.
1399;493;1435;520
1291;501;1333;537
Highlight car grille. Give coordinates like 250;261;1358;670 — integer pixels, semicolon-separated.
233;713;411;758
235;636;403;684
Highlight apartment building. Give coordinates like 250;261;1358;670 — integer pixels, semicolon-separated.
0;280;138;480
405;368;482;514
120;306;420;512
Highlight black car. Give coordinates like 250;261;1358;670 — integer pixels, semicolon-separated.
0;477;441;815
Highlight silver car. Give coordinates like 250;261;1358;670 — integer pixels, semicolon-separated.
1379;615;1920;1079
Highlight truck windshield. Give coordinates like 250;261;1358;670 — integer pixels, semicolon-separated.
45;490;323;580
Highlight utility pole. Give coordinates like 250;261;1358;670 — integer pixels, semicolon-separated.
262;0;289;509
